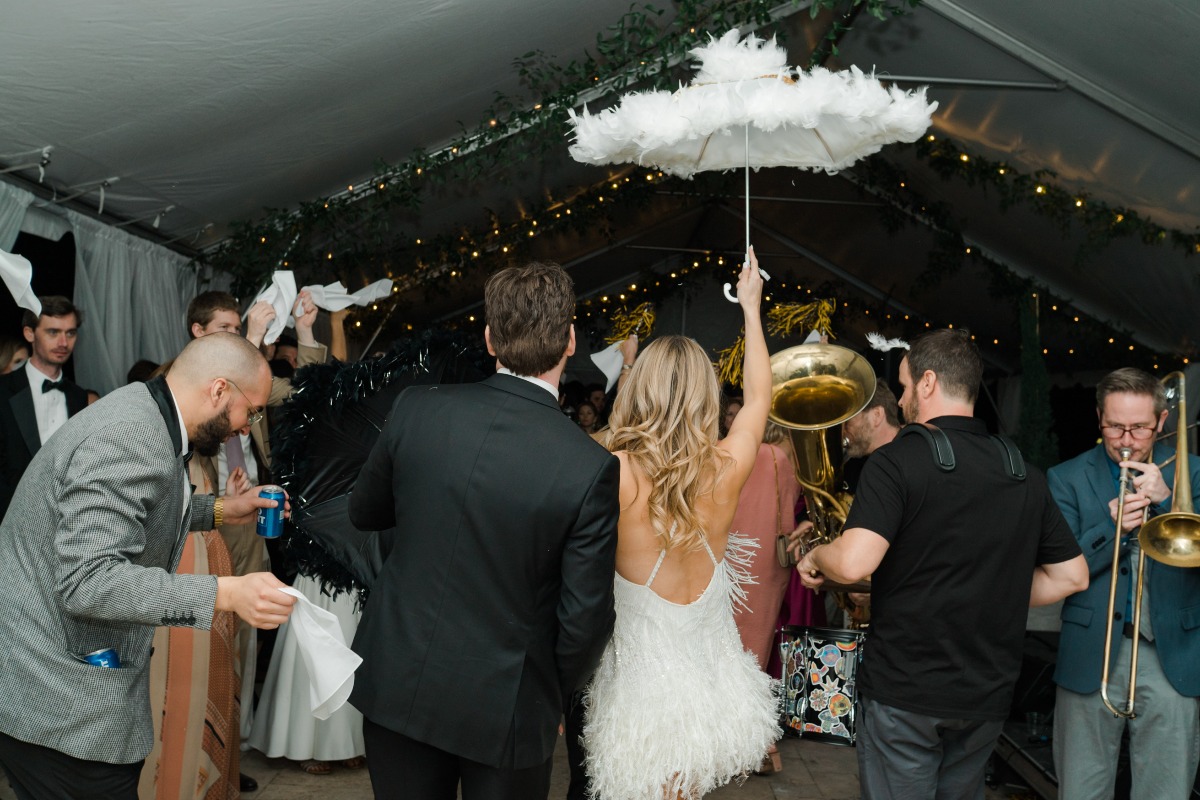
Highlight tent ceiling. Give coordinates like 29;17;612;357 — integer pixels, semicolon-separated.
1;0;1197;357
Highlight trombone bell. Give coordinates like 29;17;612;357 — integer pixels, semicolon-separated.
1139;371;1200;568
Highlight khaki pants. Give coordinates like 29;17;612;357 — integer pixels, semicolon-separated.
219;521;269;739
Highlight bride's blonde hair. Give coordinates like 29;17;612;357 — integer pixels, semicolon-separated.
604;336;730;552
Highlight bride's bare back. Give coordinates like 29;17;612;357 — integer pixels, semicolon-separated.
612;425;765;604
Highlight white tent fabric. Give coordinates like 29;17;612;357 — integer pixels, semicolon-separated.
67;209;195;394
0;181;34;251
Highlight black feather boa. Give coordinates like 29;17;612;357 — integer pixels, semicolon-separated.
269;330;489;601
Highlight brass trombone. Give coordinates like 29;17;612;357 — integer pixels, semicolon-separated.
1100;371;1200;718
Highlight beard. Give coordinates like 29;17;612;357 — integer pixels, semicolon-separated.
193;404;234;457
901;394;920;425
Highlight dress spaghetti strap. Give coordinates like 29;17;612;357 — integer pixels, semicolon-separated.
644;550;668;588
645;523;720;589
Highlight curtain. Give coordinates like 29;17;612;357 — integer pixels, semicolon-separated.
0;179;35;251
68;210;197;394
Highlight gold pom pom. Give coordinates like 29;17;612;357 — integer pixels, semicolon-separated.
605;302;656;345
767;299;836;340
714;331;746;387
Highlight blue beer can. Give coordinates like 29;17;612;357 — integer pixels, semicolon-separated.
83;648;120;668
256;485;286;539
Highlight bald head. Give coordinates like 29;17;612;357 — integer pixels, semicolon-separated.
166;333;271;453
170;332;268;389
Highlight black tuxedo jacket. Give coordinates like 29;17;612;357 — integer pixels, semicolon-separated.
0;368;89;519
349;373;620;770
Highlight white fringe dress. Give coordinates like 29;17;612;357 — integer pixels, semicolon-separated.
583;533;780;799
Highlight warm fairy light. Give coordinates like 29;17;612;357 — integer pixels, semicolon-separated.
471;251;479;257
959;154;969;162
502;246;509;253
1129;345;1135;351
1073;316;1079;322
416;238;421;244
1108;338;1115;344
629;284;637;290
416;168;422;175
469;315;475;321
489;119;497;127
355;321;361;327
965;247;971;254
1075;199;1083;207
1115;213;1124;222
927;134;935;141
327;253;333;260
1043;348;1048;354
1035;186;1045;194
998;168;1006;175
347;185;354;191
993;339;999;345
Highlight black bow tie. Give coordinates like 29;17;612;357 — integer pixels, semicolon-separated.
42;378;66;394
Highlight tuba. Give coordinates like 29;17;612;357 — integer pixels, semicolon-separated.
768;343;877;557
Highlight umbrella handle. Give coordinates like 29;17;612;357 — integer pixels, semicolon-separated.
722;267;772;304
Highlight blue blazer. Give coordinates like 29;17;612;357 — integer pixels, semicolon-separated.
1047;442;1200;696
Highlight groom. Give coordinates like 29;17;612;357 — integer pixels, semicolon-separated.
348;261;620;799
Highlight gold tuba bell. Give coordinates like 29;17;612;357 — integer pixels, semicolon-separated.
768;343;877;555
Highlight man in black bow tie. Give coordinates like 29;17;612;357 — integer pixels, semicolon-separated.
0;295;89;520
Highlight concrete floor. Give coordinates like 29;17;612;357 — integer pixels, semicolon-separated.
2;734;1023;798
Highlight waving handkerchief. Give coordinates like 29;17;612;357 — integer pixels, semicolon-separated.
0;249;40;315
278;586;362;720
304;278;393;312
249;271;298;345
590;341;626;393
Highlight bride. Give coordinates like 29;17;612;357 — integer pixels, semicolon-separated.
584;249;779;799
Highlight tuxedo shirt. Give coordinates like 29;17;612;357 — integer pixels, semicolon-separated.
23;359;69;444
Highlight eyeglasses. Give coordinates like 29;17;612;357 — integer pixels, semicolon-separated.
224;379;264;426
1099;423;1156;440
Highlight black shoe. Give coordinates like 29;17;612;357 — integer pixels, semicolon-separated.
240;773;258;792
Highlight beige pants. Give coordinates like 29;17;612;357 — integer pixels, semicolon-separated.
218;521;269;739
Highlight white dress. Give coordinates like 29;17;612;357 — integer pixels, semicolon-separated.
583;533;780;799
247;574;366;761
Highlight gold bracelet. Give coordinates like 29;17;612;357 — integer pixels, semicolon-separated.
213;497;224;528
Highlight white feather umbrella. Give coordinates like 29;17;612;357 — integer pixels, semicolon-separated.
568;30;937;300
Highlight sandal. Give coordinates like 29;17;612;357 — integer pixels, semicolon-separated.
756;745;783;775
340;756;367;769
299;760;332;775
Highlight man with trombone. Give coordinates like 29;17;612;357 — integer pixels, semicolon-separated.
1048;367;1200;799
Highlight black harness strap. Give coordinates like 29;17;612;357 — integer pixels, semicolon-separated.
896;423;1027;480
989;434;1027;481
899;423;956;472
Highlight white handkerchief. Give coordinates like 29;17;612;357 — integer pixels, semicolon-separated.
249;271;298;345
590;341;625;393
304;278;393;312
0;249;40;316
278;586;362;720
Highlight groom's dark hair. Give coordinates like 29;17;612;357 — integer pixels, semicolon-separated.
485;261;574;377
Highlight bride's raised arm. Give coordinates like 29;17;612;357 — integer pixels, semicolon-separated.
719;247;769;486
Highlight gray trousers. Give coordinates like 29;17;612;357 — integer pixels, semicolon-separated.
857;697;1004;800
1054;636;1200;800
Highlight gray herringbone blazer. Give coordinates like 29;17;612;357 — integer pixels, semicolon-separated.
0;379;219;764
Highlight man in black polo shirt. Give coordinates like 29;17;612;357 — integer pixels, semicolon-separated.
797;329;1088;800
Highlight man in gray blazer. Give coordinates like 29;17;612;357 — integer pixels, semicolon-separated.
0;332;297;800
